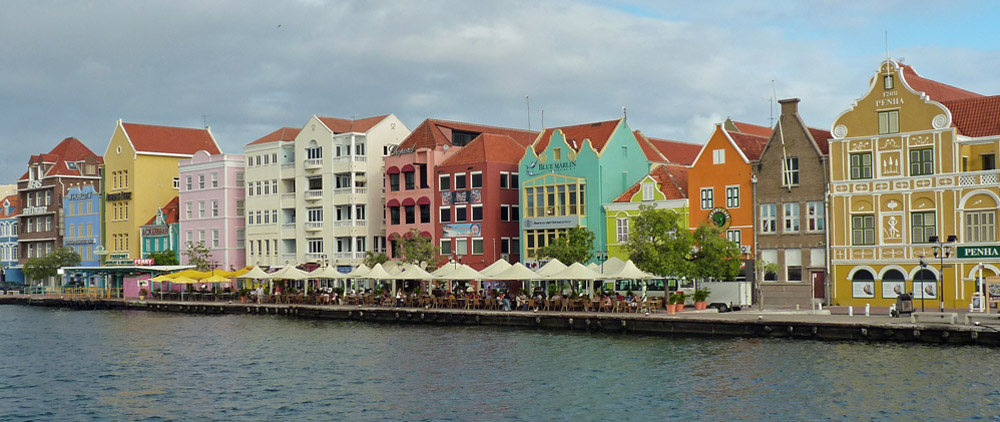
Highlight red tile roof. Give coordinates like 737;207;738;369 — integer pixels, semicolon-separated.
439;134;526;166
632;131;667;163
397;119;537;151
532;119;622;155
0;195;19;218
730;121;773;137
122;123;220;155
144;196;180;226
614;163;689;202
19;137;102;180
899;63;982;102
942;95;1000;137
728;130;769;161
316;115;389;134
645;136;703;165
807;127;832;155
247;127;300;146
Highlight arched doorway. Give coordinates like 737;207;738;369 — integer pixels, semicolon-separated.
851;269;875;299
913;269;937;300
881;269;906;299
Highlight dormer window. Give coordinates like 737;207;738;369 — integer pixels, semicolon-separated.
66;162;77;170
642;182;655;201
884;74;894;90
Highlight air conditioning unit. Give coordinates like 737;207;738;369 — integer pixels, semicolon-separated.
740;245;752;254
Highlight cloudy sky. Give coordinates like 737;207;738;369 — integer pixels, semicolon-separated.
1;1;997;182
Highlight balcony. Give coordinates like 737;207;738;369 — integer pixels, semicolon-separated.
281;253;296;263
305;252;327;263
281;223;296;238
333;187;367;203
334;220;368;227
280;193;296;208
304;158;323;170
305;221;323;232
305;190;323;201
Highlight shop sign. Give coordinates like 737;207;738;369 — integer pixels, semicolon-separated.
957;246;1000;259
133;258;154;266
141;226;169;237
707;208;731;229
442;223;482;238
65;238;96;246
21;206;48;216
106;192;132;202
67;192;94;201
523;216;577;230
388;145;416;156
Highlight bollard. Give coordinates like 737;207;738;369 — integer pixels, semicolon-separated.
889;304;896;316
970;303;975;312
818;302;823;311
796;304;800;311
865;303;870;316
848;306;853;316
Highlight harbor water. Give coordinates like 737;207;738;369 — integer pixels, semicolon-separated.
1;305;998;421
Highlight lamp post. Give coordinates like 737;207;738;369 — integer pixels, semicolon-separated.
928;235;956;312
918;255;927;312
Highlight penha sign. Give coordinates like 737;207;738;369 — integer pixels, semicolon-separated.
957;246;1000;259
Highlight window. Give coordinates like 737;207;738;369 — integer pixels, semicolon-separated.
642;183;655;201
186;202;192;219
198;201;205;218
725;186;740;208
525;180;585;217
726;229;741;245
472;238;484;255
966;210;997;242
255;155;262;166
499;172;509;189
173;177;180;189
471;172;482;189
404;172;415;190
850;152;873;180
500;205;510;222
198;174;205;189
389;173;399;191
909;148;933;176
390;207;400;225
512;205;519;220
212;229;220;248
420;204;430;224
236;200;244;217
783;203;800;233
700;188;714;210
440;239;452;255
911;211;936;244
553;148;561;161
211;173;219;188
878;110;899;135
783;157;799;186
455;174;467;190
307;207;323;223
356;205;366;221
713;149;725;164
511;173;519;188
501;237;510;254
211;200;219;217
616;218;629;243
404;205;415;224
471;205;483;221
806;201;824;232
884;74;894;89
851;215;875;245
761;204;776;233
306;146;322;159
307;238;323;254
439;174;451;191
439;207;450;223
456;206;467;222
455;238;468;255
983;154;996;171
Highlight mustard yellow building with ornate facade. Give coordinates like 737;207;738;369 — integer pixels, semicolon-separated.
829;61;1000;309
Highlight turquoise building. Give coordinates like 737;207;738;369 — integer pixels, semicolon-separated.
140;197;180;263
518;118;663;266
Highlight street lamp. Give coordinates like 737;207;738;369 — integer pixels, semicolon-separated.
928;234;957;312
918;255;927;312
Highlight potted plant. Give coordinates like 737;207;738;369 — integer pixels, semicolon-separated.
692;288;710;310
239;288;250;303
669;291;686;313
139;288;148;301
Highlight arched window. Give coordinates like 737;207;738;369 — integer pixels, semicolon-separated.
881;269;905;299
851;269;875;298
913;269;937;299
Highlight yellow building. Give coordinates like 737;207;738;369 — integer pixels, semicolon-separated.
103;120;220;261
829;61;1000;309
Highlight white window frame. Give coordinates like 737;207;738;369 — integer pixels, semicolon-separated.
806;201;824;232
783;202;800;233
642;183;655;201
472;238;484;255
713;149;725;164
616;217;629;243
700;188;714;210
760;203;776;234
725;185;740;209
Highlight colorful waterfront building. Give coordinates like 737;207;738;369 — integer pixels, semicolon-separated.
604;163;689;261
752;99;831;308
518;118;667;267
63;185;103;285
384;119;535;264
829;60;1000;309
243;127;299;268
289;114;409;269
139;197;180;263
178;150;246;270
0;195;23;284
18;137;103;286
102;121;220;263
687;120;770;280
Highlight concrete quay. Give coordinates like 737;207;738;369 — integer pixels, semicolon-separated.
3;295;1000;347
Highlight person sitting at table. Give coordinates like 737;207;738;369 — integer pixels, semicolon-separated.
602;294;612;310
500;291;511;311
517;291;528;311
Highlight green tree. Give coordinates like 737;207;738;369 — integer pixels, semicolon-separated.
363;250;389;268
399;228;437;268
184;241;212;271
536;227;595;264
23;247;82;284
148;249;179;266
623;205;694;278
691;223;743;280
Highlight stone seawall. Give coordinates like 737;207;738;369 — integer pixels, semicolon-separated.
3;296;998;347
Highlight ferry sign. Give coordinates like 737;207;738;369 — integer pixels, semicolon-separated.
957;246;1000;259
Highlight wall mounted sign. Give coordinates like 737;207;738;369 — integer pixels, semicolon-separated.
523;216;577;230
707;208;731;229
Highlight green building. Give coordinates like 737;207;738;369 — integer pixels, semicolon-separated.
603;163;690;261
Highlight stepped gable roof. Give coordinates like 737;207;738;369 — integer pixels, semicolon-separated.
532;119;622;155
646;136;702;165
899;63;982;102
144;197;180;226
728;129;769;161
439;134;525;167
808;127;832;154
247;127;300;146
614;163;688;202
942;95;1000;138
20;137;102;180
0;195;19;218
729;121;773;137
122;123;220;155
397;119;537;151
317;114;388;134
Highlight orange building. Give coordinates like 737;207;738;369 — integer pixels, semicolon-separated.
688;120;769;280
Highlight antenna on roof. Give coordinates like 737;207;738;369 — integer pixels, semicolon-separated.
202;114;208;129
541;109;544;129
773;81;791;193
525;95;531;131
622;106;627;122
351;114;358;132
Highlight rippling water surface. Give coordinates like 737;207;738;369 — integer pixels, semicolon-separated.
1;306;999;421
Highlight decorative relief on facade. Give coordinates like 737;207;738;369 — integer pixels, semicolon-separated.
853;183;869;192
833;125;847;139
852;249;873;259
882;215;902;241
882;248;906;259
881;153;900;176
885;200;900;210
914;178;932;188
873;181;890;191
909;134;933;147
894;180;909;190
835;184;850;193
879;137;901;150
912;198;934;210
849;140;871;151
932;114;948;129
538;153;547;164
937;176;954;186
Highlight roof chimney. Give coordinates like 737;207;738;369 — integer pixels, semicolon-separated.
778;98;800;116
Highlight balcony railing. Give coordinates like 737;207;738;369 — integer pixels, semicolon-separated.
334;220;368;227
334;187;367;196
305;221;323;231
305;190;323;201
305;252;326;262
304;158;323;170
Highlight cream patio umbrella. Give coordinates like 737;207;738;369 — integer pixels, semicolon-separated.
534;259;567;294
479;259;512;278
605;259;658;302
547;262;602;296
345;264;371;292
235;266;271;292
437;264;486;293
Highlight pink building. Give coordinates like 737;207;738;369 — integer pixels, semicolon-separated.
178;150;246;270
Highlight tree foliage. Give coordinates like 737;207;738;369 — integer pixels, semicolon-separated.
363;250;389;268
691;223;743;281
148;249;179;266
23;247;81;283
399;228;436;268
536;227;595;264
184;241;213;271
623;205;694;278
